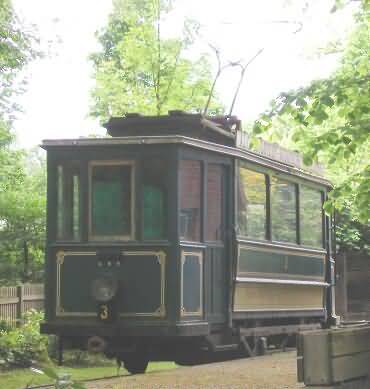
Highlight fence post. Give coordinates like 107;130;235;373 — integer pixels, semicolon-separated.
342;252;348;320
16;285;24;327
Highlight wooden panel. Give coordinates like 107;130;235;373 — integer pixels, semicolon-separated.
302;331;331;385
331;327;370;357
181;251;202;316
119;251;165;317
234;282;324;311
299;326;370;386
333;351;370;382
58;252;97;315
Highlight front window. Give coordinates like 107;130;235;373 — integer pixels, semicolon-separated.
89;161;134;240
142;159;168;240
56;162;80;240
179;160;201;241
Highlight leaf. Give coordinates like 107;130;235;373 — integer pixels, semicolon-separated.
320;96;335;107
303;155;313;166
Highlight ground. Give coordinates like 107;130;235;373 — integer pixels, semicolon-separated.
87;351;305;389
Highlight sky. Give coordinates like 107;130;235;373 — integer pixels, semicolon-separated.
12;0;357;148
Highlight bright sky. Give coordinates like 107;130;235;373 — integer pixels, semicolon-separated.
12;0;356;148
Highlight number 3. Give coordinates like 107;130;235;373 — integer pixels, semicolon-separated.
100;304;108;320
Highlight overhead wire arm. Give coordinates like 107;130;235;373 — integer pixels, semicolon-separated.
228;48;264;117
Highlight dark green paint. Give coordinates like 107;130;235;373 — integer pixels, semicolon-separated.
183;254;201;313
238;247;325;278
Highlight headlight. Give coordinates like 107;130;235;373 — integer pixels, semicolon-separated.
91;277;118;302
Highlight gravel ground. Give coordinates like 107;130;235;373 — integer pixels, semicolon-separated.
87;351;305;389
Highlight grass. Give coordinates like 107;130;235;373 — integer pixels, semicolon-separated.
0;362;177;389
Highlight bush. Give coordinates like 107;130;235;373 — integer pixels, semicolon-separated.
0;310;49;368
0;320;12;333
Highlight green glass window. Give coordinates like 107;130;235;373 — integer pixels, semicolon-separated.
238;167;267;240
90;162;133;239
142;159;167;240
56;162;80;241
179;160;201;242
300;186;323;247
271;177;297;243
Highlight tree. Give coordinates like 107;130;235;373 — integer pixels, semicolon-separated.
90;0;222;122
0;150;46;283
0;0;45;283
253;2;369;230
0;0;40;119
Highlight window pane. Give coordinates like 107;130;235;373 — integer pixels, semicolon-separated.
271;177;297;243
179;160;201;241
238;167;266;240
56;162;80;240
142;159;167;240
207;164;224;241
91;164;132;238
301;186;323;247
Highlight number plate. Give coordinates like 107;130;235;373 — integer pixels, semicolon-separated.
97;302;115;322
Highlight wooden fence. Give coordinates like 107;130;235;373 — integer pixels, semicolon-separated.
0;284;44;327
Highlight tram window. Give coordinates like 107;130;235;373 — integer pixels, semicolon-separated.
300;186;323;247
56;162;80;240
142;159;167;240
179;160;201;241
90;162;133;240
238;167;267;240
207;164;224;241
271;177;297;243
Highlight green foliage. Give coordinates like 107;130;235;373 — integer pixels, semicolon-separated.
253;3;369;228
0;310;48;368
0;148;46;283
0;0;41;118
90;0;222;121
0;1;45;282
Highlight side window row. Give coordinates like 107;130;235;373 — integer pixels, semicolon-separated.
238;165;324;248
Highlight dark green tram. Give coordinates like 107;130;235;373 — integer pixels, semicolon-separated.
40;112;335;373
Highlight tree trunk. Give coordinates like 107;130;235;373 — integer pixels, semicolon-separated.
23;240;29;282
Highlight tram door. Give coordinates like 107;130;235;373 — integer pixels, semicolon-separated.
205;163;229;323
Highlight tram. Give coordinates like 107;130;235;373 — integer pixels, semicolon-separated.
40;112;334;373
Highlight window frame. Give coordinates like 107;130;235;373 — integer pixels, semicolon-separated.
237;164;268;241
205;163;225;243
299;183;325;249
270;176;298;245
141;158;169;241
88;160;136;241
236;160;326;250
55;161;82;242
178;159;203;243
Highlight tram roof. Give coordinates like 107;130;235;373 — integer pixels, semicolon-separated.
42;112;330;187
